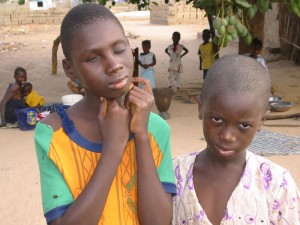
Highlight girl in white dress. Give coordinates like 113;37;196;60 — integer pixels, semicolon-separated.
138;40;156;88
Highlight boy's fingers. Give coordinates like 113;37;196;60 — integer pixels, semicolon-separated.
100;97;108;116
131;77;153;95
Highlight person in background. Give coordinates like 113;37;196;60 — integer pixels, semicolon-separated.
34;3;176;225
245;37;268;70
0;67;27;128
172;55;300;225
22;82;45;108
165;31;189;90
198;29;215;79
138;40;156;89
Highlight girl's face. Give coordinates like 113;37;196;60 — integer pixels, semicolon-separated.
64;19;134;100
14;71;27;85
142;43;151;53
172;34;180;44
199;91;268;161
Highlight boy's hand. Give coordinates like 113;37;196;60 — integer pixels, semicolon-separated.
98;98;130;153
125;77;154;134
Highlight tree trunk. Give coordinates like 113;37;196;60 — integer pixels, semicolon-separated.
239;10;265;54
207;14;219;59
52;35;61;75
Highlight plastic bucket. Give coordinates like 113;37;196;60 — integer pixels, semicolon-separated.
62;94;83;106
15;108;38;131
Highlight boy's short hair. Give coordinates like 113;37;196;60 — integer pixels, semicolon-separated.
202;29;211;36
142;40;151;46
23;82;32;90
202;55;271;107
60;3;122;59
14;66;26;76
251;38;263;50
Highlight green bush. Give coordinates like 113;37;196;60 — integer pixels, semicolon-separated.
18;0;25;5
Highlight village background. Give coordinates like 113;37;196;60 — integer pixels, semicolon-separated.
0;1;300;224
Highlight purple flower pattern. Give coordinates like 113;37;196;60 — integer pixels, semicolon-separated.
260;162;272;190
175;165;183;196
187;163;194;190
280;171;288;188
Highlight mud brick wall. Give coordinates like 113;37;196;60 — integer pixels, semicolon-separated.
150;2;206;25
0;4;138;26
0;6;69;26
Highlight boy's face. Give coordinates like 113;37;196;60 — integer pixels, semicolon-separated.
14;71;27;85
23;86;31;96
202;33;210;42
63;19;134;100
198;91;268;160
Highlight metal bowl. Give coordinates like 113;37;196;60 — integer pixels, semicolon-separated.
269;96;282;103
269;101;293;112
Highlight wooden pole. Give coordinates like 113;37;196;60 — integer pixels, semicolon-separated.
52;35;61;75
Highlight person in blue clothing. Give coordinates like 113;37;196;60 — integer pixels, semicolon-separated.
138;40;157;88
0;67;27;128
34;3;176;225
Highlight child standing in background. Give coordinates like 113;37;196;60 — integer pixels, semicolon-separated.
22;82;45;108
172;55;300;225
138;40;156;88
165;31;189;90
34;3;176;225
198;29;215;79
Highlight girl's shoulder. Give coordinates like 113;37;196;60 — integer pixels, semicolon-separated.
173;152;198;167
39;111;62;131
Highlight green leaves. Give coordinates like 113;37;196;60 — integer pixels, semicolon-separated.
98;0;107;6
234;0;252;8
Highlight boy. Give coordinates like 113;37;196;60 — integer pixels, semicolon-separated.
245;37;268;70
172;55;300;225
35;3;176;225
138;40;156;88
165;31;189;90
0;67;27;127
198;29;215;79
22;82;45;108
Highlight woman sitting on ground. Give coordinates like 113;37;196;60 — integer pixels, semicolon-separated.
0;67;27;128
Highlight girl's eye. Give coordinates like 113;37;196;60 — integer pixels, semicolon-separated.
212;116;223;123
239;123;250;129
114;48;125;54
86;56;101;62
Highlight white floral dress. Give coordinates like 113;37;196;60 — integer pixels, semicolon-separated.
172;151;300;225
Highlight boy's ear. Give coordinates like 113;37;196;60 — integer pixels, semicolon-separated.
197;95;203;120
62;58;76;82
258;109;270;131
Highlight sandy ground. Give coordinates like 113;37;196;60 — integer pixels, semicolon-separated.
0;13;300;225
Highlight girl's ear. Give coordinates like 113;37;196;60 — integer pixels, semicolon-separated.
197;95;203;120
258;109;270;131
62;58;76;82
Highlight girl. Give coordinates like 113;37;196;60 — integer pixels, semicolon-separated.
138;40;156;88
165;31;189;90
